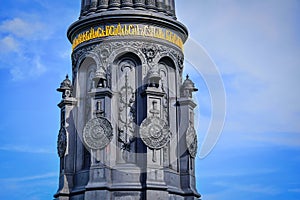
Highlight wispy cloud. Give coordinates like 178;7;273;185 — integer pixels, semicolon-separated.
177;0;300;149
289;189;300;193
0;18;51;40
0;36;19;53
213;181;281;195
0;145;55;154
198;168;277;179
0;172;57;182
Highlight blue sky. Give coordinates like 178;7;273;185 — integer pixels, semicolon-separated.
0;0;299;199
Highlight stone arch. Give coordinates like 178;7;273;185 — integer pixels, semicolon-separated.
107;46;146;66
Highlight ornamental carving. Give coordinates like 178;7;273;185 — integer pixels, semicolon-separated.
142;44;158;63
83;117;113;150
186;126;197;158
72;40;183;81
140;116;171;149
118;59;136;150
57;127;67;157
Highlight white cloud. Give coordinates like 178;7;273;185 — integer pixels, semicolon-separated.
178;1;300;148
0;36;19;53
0;18;49;40
29;56;47;77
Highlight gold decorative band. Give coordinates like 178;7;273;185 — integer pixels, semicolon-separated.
72;23;184;51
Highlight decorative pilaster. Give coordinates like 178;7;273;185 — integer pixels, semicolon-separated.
83;73;114;195
177;75;199;196
55;75;77;199
140;65;170;198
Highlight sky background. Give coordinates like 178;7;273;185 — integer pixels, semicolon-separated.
0;0;299;199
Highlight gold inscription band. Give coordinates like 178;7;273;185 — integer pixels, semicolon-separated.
72;23;184;51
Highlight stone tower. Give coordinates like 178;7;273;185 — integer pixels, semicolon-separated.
55;0;200;199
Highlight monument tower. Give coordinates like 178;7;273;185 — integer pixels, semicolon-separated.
55;0;200;199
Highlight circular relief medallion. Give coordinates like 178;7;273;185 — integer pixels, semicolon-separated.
83;117;113;150
186;126;198;158
140;116;171;149
57;127;67;158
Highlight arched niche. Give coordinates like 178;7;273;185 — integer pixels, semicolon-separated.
75;56;98;170
111;52;143;164
158;56;178;169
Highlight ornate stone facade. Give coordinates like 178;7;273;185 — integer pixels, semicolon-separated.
55;1;200;199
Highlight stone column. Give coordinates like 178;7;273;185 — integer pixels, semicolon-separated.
170;0;176;17
90;0;98;12
156;0;165;13
108;0;121;10
164;0;171;15
83;0;91;14
146;0;157;11
80;0;85;16
133;0;145;9
97;0;109;11
121;0;133;9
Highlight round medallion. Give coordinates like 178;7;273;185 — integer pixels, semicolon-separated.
186;126;198;158
57;127;67;157
140;116;171;149
83;117;113;150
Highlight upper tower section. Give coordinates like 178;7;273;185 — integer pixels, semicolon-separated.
80;0;176;19
67;0;188;53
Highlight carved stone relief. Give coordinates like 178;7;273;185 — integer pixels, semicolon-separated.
159;64;169;124
57;127;67;157
140;116;171;150
186;126;197;158
118;59;137;150
83;117;113;150
142;44;158;63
